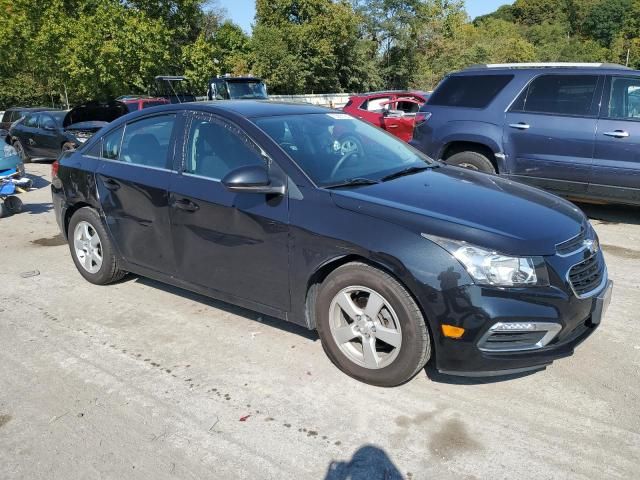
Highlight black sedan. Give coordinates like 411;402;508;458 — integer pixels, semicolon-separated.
10;100;128;162
51;101;612;386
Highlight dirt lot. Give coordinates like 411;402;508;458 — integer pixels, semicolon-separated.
1;163;639;480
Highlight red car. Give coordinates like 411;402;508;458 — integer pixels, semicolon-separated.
119;96;170;112
342;90;430;142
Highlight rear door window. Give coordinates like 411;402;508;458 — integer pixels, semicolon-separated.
120;114;176;169
512;74;599;117
361;97;392;112
101;127;124;160
429;75;513;108
23;114;39;128
606;76;640;120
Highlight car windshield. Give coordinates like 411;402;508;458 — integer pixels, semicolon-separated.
228;81;268;99
253;113;434;187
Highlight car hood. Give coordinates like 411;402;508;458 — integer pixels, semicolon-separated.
330;166;586;256
65;121;109;132
63;100;128;128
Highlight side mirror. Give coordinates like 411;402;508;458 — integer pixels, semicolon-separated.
222;164;286;195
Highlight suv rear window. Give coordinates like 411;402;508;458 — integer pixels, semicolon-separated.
429;75;513;108
511;74;599;116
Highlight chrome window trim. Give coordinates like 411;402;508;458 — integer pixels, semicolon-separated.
97;155;175;172
477;322;562;353
182;171;222;182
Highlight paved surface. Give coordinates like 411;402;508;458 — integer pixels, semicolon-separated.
1;163;639;480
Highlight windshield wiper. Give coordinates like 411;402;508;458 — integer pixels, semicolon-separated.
323;177;380;189
379;165;433;182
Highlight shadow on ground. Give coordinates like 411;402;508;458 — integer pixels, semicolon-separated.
325;445;405;480
26;171;51;189
575;202;640;226
424;362;543;385
131;275;319;341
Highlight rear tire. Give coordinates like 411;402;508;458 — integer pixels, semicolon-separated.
445;151;495;173
315;262;431;387
67;207;126;285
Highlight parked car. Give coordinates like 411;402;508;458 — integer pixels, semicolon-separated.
1;106;54;141
411;62;640;205
0;137;24;177
51;101;612;386
10;100;128;162
343;90;429;142
207;75;268;101
118;96;170;112
154;75;197;103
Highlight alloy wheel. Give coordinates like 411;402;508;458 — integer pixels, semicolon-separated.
329;286;402;369
73;221;103;274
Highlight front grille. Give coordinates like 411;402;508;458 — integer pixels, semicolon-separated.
568;253;605;297
556;228;586;256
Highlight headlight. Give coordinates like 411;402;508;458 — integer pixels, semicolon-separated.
422;234;549;287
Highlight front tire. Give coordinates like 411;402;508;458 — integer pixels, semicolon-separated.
68;207;126;285
315;262;431;387
445;151;495;173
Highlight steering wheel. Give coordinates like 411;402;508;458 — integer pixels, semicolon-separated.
330;150;361;178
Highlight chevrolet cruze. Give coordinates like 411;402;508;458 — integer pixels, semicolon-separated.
51;101;612;386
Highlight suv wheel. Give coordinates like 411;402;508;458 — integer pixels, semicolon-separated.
315;262;431;387
68;207;126;285
446;151;495;173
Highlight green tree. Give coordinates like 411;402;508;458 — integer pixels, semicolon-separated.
251;0;374;94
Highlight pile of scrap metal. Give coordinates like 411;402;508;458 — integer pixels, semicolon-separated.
1;139;31;217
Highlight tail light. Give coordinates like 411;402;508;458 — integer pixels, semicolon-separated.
51;159;60;179
414;112;432;127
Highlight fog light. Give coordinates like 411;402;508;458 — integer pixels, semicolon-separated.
442;324;465;339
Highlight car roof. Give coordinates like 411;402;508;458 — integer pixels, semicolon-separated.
9;106;57;112
194;100;333;117
351;90;429;98
452;63;640;76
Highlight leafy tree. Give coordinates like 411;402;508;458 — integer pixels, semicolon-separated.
583;0;632;47
251;0;374;94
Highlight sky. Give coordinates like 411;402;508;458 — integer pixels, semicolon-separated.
216;0;515;34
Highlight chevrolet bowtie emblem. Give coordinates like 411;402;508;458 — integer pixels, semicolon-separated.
583;237;599;254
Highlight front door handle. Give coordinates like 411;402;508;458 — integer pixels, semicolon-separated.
171;197;199;212
603;130;629;138
509;123;530;130
387;124;399;128
103;178;120;191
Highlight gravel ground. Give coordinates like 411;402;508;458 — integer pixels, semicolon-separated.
1;163;639;480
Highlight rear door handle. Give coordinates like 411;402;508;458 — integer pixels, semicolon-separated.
603;130;629;138
509;123;530;130
171;197;199;212
103;178;120;191
28;138;36;145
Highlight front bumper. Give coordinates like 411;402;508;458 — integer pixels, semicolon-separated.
419;276;612;377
